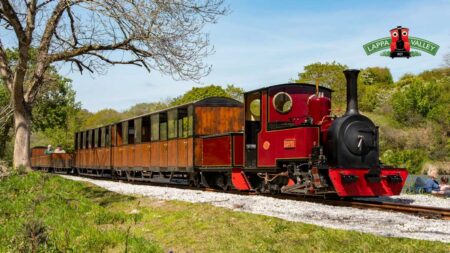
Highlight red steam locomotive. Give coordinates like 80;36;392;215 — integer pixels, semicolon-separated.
31;69;408;197
390;26;411;58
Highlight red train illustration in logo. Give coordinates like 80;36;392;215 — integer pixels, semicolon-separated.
390;26;410;58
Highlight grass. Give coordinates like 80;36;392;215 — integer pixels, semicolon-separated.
1;172;449;253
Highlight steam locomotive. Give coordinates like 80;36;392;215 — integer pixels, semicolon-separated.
31;69;408;197
390;26;411;58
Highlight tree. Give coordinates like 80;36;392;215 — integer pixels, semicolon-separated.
0;0;226;169
359;67;393;86
122;102;169;118
170;84;243;106
294;62;348;110
82;109;122;129
0;84;12;160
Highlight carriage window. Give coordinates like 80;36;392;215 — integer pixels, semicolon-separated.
151;114;159;141
160;113;168;141
127;120;135;144
83;131;87;149
75;133;79;150
250;99;261;117
106;126;111;146
91;130;95;148
142;116;151;142
246;92;261;122
273;92;292;114
168;110;178;139
116;123;123;145
187;105;193;137
176;108;188;138
94;128;99;148
101;127;106;147
122;121;128;145
134;118;142;144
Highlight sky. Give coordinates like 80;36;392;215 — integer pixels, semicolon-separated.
62;0;450;112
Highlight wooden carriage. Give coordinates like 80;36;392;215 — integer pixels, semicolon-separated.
73;97;244;181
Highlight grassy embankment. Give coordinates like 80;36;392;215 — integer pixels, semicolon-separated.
366;112;449;175
1;172;449;253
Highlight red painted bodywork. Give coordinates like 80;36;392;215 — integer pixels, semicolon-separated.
257;89;320;167
231;168;252;190
390;27;410;52
233;134;244;166
307;94;331;125
328;168;408;197
267;86;331;125
202;133;244;167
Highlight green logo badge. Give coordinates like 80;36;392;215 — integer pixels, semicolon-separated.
363;26;440;58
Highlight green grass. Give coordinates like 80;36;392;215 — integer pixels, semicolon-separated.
1;172;449;253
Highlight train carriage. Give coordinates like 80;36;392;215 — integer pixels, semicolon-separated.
73;97;243;184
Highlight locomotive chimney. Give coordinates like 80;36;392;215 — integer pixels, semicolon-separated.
343;69;360;116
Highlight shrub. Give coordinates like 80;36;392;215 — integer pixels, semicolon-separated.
381;149;428;174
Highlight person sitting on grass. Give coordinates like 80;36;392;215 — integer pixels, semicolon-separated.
432;176;450;196
44;144;54;155
413;167;440;193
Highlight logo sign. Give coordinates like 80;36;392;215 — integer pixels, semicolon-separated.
363;26;439;58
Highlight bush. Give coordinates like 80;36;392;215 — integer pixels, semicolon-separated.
391;76;448;127
381;149;428;174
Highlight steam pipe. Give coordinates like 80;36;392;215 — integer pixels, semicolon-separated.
343;69;360;116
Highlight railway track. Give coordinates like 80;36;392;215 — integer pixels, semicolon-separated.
55;171;450;220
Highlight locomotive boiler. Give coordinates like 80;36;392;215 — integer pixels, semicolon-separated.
31;69;408;197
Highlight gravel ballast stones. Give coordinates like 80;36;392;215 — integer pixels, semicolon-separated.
61;175;450;242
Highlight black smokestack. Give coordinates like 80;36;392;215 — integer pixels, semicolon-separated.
343;69;360;116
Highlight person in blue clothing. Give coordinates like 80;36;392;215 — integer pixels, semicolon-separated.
413;167;440;193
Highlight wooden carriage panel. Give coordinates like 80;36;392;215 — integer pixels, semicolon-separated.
97;147;111;168
177;139;188;167
82;149;88;168
150;142;160;167
75;150;81;167
123;145;135;168
168;139;178;167
135;143;151;167
51;153;71;168
113;147;123;168
160;141;168;168
31;147;46;157
195;107;244;136
187;138;194;167
194;138;203;166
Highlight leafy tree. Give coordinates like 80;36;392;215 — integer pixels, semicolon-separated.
359;67;393;86
391;77;444;124
0;0;227;170
357;67;394;112
82;109;122;129
417;67;450;82
170;84;242;106
294;62;348;110
224;84;245;102
122;102;169;118
0;85;12;160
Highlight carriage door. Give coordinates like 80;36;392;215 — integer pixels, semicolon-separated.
244;92;261;168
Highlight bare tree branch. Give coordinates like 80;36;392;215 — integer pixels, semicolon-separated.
0;0;25;43
0;39;13;92
1;0;227;168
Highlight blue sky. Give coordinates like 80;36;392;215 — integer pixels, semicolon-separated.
64;0;450;112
